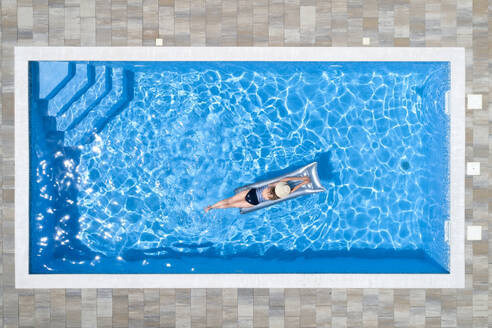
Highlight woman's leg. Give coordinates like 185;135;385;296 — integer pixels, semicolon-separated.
205;190;250;212
228;199;255;208
204;198;232;212
205;199;253;212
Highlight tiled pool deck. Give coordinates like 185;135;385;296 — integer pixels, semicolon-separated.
0;0;490;327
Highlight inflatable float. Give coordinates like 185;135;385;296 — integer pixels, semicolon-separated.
234;162;326;214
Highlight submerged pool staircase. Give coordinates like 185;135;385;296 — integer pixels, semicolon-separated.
32;62;134;147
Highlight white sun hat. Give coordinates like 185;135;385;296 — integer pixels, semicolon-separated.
275;181;291;198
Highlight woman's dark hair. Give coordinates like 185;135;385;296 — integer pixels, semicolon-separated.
267;187;279;200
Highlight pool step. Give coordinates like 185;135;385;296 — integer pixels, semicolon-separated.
87;70;134;144
47;63;95;116
38;62;74;100
55;65;111;131
63;67;134;146
42;115;66;144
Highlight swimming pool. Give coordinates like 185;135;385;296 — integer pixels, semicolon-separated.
16;47;465;288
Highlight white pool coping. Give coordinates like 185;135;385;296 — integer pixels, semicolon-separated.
15;47;465;289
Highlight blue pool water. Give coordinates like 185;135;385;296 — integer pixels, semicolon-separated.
29;61;450;274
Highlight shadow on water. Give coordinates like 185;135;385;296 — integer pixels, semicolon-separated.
118;244;448;274
29;62;96;273
253;150;339;185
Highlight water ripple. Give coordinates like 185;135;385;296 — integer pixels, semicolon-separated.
63;62;450;271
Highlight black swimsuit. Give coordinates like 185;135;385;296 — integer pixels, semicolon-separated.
245;188;259;205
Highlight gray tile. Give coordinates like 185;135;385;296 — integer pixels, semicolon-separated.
112;289;129;328
221;0;237;46
18;289;34;328
160;289;176;327
238;0;253;45
176;289;191;328
96;0;111;45
129;289;144;327
144;289;160;328
66;289;82;328
51;289;66;328
81;289;97;328
253;289;269;327
35;289;50;328
191;288;206;328
206;288;222;328
97;288;112;328
111;0;128;46
128;0;143;45
143;0;159;45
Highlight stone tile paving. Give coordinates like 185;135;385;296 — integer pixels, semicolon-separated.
0;0;489;327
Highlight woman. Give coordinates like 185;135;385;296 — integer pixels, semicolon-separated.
204;176;311;213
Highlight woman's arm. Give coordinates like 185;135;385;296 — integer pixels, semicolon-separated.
268;176;310;188
280;176;308;182
267;177;299;187
291;180;309;193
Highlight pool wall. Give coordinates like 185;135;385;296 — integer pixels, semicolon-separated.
15;47;465;288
